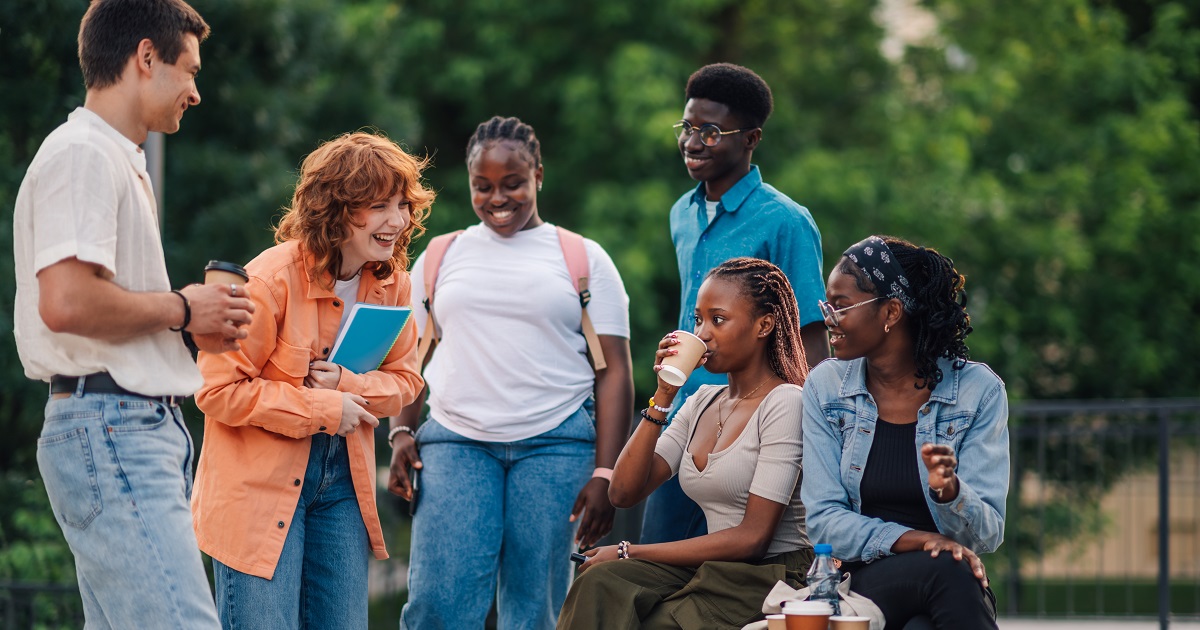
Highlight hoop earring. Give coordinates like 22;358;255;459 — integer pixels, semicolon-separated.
884;324;891;333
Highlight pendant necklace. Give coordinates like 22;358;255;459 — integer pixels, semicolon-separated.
716;376;773;440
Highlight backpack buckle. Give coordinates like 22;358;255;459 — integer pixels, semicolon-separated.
578;289;591;308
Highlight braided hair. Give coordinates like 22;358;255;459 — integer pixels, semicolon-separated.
835;236;972;390
707;257;808;386
465;115;542;168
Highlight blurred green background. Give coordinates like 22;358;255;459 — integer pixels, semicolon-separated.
2;0;1198;623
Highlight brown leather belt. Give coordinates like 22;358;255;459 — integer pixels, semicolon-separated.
50;372;187;407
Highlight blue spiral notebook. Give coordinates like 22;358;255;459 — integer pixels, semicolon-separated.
328;303;413;374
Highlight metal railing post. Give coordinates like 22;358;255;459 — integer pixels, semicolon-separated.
1158;409;1170;630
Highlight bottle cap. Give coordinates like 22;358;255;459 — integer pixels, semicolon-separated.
814;543;833;554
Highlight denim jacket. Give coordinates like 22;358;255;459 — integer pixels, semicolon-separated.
801;357;1009;563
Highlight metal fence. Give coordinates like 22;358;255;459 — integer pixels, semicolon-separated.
1002;398;1200;628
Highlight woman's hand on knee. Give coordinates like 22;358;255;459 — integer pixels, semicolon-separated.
922;534;989;588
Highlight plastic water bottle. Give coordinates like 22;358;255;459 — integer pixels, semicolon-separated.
806;543;841;616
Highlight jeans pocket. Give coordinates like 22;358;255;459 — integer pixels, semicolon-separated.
113;400;170;432
37;427;103;529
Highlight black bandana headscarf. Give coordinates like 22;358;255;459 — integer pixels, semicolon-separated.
842;236;917;313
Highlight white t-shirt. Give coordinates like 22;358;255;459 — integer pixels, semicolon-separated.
334;275;361;332
705;199;720;225
410;223;630;442
13;108;202;396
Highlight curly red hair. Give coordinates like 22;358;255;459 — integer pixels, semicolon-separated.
276;132;435;287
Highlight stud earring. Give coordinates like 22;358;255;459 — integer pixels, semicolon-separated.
537;183;542;191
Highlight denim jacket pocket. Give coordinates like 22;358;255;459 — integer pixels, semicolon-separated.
262;339;313;385
934;412;973;450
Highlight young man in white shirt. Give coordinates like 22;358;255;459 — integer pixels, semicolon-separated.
12;1;254;627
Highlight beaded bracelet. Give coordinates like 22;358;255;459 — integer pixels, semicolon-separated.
648;397;673;414
617;540;631;560
387;425;416;447
640;408;668;427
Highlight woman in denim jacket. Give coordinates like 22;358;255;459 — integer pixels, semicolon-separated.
801;235;1008;629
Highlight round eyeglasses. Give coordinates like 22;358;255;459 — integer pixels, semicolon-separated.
818;297;885;327
673;121;757;147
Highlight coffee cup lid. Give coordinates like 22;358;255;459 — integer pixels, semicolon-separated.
205;260;248;280
782;600;833;614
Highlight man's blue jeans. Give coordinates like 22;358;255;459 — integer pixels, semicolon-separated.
400;403;595;630
213;432;369;630
37;390;220;629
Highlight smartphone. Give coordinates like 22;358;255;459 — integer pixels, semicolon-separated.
570;552;587;565
407;467;420;517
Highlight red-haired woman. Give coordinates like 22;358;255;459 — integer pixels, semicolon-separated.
191;132;434;630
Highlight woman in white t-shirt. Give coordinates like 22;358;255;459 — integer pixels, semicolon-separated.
390;116;634;629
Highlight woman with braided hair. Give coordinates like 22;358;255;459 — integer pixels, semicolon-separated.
393;115;634;629
557;257;813;630
801;235;1009;629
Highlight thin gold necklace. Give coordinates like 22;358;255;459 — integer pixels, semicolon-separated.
716;377;773;439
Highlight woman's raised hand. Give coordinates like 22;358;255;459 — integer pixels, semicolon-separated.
652;331;702;397
921;443;960;503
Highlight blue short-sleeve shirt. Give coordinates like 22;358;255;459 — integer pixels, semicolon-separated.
668;165;824;407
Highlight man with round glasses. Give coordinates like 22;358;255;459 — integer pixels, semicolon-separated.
640;62;829;546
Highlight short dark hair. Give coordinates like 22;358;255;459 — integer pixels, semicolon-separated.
465;115;542;168
78;0;210;90
685;63;774;129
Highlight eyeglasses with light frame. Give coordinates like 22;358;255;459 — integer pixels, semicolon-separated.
818;297;885;327
672;121;758;147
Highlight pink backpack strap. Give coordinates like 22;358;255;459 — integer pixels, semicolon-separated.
556;226;607;371
415;230;463;367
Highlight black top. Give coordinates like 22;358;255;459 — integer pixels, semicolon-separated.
859;419;939;534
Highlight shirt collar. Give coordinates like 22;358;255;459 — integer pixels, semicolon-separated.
839;356;961;405
70;107;148;175
688;164;763;214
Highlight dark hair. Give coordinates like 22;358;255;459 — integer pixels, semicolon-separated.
835;236;972;390
78;0;210;90
276;132;436;288
706;257;808;386
685;63;774;130
465;115;542;168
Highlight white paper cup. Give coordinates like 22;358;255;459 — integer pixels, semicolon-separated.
657;330;707;387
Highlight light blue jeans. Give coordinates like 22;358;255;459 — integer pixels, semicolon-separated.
37;390;220;630
400;402;595;630
213;432;369;630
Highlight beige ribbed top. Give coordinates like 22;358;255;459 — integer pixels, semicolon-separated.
655;384;810;556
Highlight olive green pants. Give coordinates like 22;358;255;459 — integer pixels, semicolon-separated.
556;548;813;630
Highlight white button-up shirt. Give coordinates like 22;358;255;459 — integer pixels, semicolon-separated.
13;107;202;396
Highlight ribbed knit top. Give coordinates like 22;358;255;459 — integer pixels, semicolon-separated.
655;384;811;556
859;419;939;533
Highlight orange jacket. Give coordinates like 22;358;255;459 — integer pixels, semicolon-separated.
191;240;422;579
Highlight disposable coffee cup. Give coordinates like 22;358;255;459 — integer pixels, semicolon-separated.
766;614;787;630
204;260;248;287
829;616;870;630
657;330;707;387
782;600;833;630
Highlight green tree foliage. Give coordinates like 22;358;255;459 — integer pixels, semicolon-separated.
1;0;1197;591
